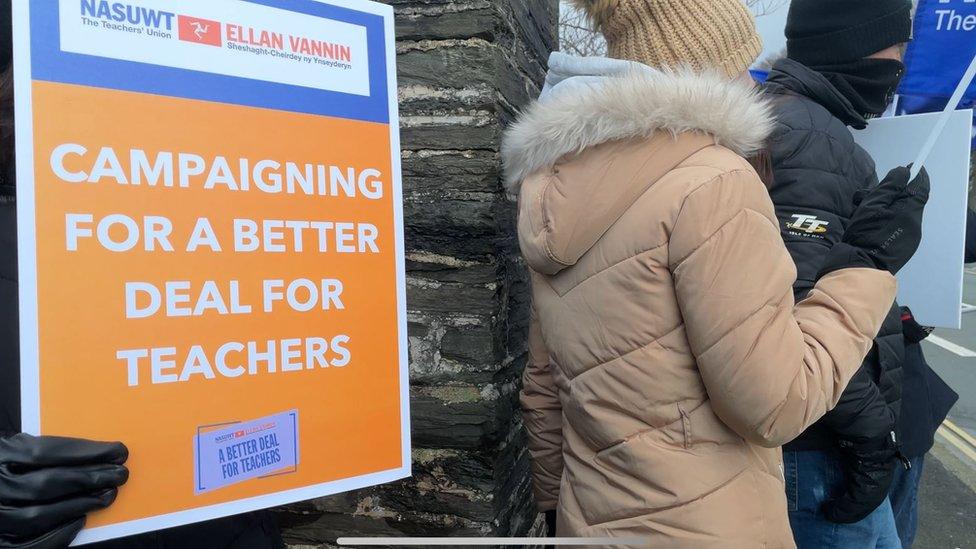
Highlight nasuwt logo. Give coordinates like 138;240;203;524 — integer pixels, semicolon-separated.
786;214;830;236
213;432;237;444
80;0;175;35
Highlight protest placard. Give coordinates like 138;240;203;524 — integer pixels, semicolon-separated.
13;0;408;543
853;110;974;329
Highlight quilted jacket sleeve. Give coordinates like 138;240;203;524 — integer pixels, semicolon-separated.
668;167;897;448
519;301;563;511
819;362;896;444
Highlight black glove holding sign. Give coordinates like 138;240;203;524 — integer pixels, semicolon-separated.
821;166;930;276
0;434;128;549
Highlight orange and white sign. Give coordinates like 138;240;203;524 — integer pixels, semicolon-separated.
14;0;408;544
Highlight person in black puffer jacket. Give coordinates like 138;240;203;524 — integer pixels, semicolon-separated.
890;306;957;549
886;210;974;547
762;1;919;547
0;7;283;549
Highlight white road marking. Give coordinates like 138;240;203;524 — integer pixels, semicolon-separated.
925;335;976;357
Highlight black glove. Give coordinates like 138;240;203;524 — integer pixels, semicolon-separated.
901;306;933;344
544;510;556;537
823;432;906;524
0;434;129;549
834;166;929;275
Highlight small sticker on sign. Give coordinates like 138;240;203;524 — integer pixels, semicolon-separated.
194;410;299;494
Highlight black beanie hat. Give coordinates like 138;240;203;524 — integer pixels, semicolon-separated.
786;0;913;66
1;0;10;71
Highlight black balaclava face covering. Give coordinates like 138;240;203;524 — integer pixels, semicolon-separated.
809;58;906;122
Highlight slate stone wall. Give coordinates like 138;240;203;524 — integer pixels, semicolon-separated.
275;2;558;546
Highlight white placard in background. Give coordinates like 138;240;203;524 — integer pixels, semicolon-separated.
852;110;973;329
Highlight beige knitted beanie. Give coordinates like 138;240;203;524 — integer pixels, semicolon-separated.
574;0;763;78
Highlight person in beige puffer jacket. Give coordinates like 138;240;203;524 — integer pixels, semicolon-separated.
504;1;929;547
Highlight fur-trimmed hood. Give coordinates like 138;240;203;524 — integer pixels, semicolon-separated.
501;52;775;194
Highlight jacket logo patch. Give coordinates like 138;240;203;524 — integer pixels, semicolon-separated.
786;214;829;238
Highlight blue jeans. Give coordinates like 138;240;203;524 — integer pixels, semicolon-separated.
785;449;901;549
888;455;924;548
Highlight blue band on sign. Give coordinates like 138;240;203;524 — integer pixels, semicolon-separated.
29;0;390;124
194;410;299;494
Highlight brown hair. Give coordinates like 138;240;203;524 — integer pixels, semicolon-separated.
747;147;775;189
0;64;12;172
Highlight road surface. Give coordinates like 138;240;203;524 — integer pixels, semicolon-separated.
914;270;976;548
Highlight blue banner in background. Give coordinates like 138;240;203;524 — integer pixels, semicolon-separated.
900;0;976;100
